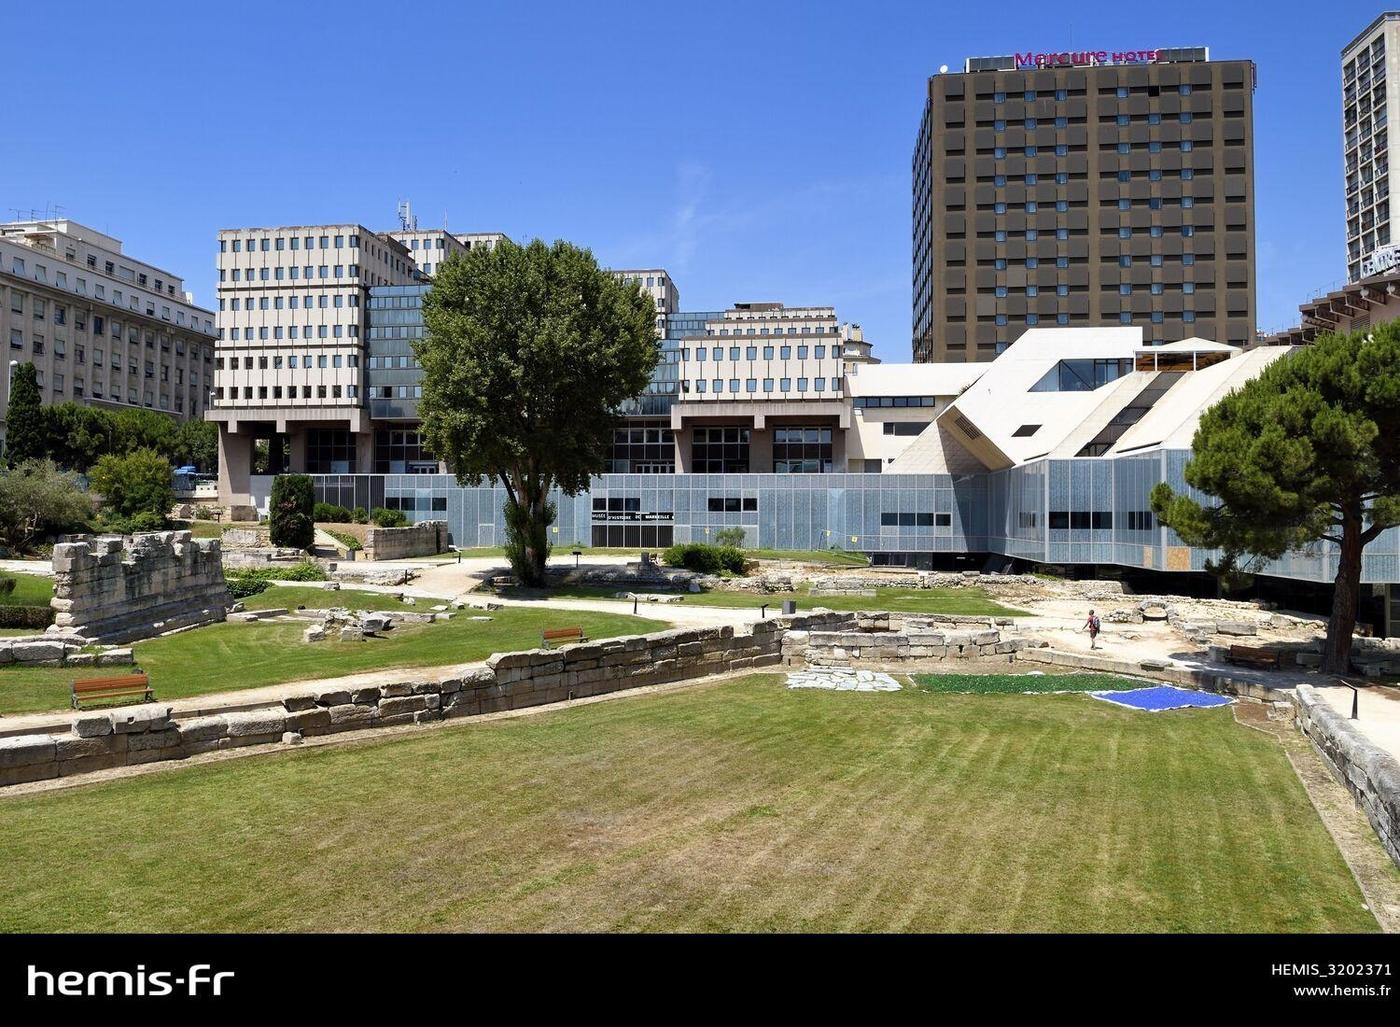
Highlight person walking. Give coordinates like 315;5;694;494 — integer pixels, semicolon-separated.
1083;609;1102;650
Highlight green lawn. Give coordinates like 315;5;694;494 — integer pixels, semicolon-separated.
527;582;1025;617
0;674;1377;932
0;606;665;715
0;572;53;607
429;547;869;568
914;672;1152;694
241;585;422;613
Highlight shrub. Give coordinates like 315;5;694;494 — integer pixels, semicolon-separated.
225;558;327;601
92;510;166;535
0;460;95;552
713;526;747;548
313;502;352;523
195;505;217;520
661;542;746;575
0;605;54;630
327;529;362;552
369;507;409;528
225;576;270;600
0;576;14;598
89;448;174;524
269;475;315;549
351;507;368;524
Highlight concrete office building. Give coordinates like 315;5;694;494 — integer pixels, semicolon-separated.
209;224;421;509
0;218;216;454
1344;14;1400;280
612;269;680;336
912;47;1256;362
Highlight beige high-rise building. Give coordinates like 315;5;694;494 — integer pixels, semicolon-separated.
209;225;418;509
611;268;680;335
0;218;215;454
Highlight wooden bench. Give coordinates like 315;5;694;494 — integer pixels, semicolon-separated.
541;626;586;649
1225;645;1283;671
71;673;153;710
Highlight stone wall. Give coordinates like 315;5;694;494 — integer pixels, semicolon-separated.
0;615;843;786
362;521;447;561
783;612;1038;667
51;532;227;644
1293;685;1400;868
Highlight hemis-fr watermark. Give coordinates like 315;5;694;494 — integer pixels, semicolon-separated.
27;964;235;998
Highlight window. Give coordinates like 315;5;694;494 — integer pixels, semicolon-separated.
1012;424;1040;437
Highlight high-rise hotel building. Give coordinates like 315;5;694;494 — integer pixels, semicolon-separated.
1344;13;1400;280
912;47;1256;362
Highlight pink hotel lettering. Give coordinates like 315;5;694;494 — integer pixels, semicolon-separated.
1015;50;1162;69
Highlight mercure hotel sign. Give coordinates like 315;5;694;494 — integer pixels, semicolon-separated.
1015;49;1163;68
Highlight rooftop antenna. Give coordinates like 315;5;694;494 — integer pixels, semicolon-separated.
397;199;417;232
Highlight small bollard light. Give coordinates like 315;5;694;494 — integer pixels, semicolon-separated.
760;603;768;619
633;595;639;615
572;548;581;569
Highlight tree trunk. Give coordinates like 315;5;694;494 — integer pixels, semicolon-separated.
525;485;548;586
1321;507;1364;676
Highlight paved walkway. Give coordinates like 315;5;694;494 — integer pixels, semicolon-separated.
0;559;50;578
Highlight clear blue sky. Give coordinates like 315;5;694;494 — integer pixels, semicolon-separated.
0;0;1376;358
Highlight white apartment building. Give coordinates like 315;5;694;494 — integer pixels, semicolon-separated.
670;303;848;472
386;229;506;279
210;224;419;507
1345;13;1400;280
0;218;215;452
612;269;679;334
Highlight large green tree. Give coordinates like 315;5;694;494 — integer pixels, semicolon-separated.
89;448;174;530
418;239;658;585
4;362;45;467
1150;326;1400;674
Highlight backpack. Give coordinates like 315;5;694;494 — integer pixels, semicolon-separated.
1090;615;1101;632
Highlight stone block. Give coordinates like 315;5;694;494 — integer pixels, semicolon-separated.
283;694;319;713
1216;621;1257;637
314;687;353;707
282;732;303;746
10;641;69;664
96;649;135;666
327;703;376;727
225;709;286;737
126;729;181;752
285;707;332;734
339;626;364;643
350;686;381;705
0;762;60;786
54;735;124;761
0;735;58;767
178;715;229;743
303;625;326;643
378;695;430;718
111;705;174;734
380;682;414;698
72;713;114;738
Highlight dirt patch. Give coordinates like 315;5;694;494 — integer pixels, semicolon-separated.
1234;702;1400;933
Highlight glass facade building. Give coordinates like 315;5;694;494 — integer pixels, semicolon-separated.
249;449;1400;587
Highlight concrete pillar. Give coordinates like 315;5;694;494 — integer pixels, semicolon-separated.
355;431;375;473
287;429;307;473
217;424;253;513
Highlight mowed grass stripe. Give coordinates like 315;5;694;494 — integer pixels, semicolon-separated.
0;675;1377;933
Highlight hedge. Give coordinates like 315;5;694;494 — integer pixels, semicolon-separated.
0;605;56;630
661;543;746;575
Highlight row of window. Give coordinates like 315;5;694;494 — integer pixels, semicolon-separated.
3;268;210;332
973;225;1218;242
977;111;1200;130
20;365;200;413
221;265;360;282
216;384;359;402
222;293;360;311
686;377;841;395
217;353;359;370
688;344;833;361
879;512;953;527
708;325;838;336
981;311;1207;326
979;84;1197;102
223;234;356;253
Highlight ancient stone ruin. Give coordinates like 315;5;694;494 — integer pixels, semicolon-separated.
50;531;228;644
